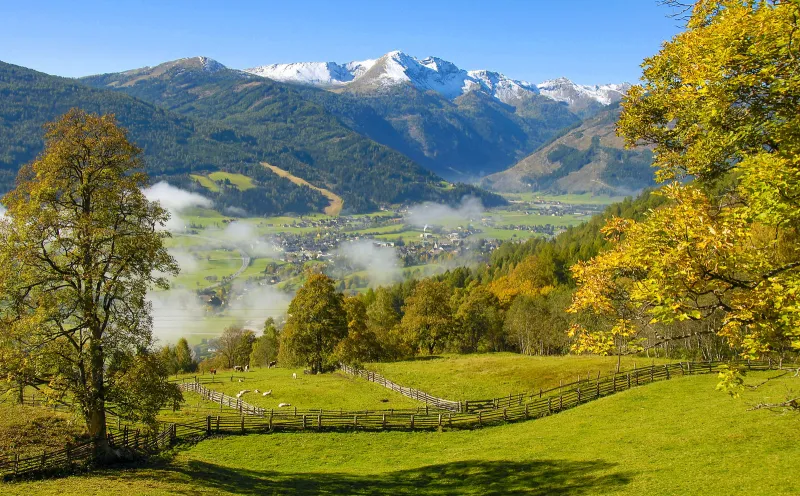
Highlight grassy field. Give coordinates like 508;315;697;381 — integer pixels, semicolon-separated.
486;210;589;228
501;192;627;205
170;248;244;289
6;371;798;495
171;366;421;411
369;354;674;400
191;172;255;192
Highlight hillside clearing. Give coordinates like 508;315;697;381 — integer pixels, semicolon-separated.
262;163;344;216
368;354;674;400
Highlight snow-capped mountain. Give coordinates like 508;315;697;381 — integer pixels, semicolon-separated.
244;51;629;108
537;77;630;107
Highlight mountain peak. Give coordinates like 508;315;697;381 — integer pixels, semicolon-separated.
243;52;626;109
165;56;227;73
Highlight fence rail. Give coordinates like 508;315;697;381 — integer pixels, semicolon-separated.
2;359;794;481
340;364;463;412
169;375;247;385
0;421;177;480
178;382;266;416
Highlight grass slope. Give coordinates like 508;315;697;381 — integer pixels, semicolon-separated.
171;367;421;411
262;163;343;216
0;403;87;460
7;372;798;495
369;354;674;400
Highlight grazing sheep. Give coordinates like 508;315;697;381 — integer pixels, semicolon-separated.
238;379;244;383
262;390;272;396
254;389;260;394
292;373;297;379
278;403;291;408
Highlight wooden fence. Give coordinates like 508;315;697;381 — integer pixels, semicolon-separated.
2;359;793;480
463;359;791;412
340;364;463;412
178;381;266;416
169;375;247;385
0;421;178;480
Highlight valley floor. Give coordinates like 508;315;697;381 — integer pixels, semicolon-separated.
5;372;798;495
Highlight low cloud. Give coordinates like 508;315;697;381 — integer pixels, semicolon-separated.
224;206;248;217
228;281;292;331
148;289;207;345
405;196;484;229
0;204;6;218
143;182;213;232
222;221;280;258
168;249;200;273
335;240;402;288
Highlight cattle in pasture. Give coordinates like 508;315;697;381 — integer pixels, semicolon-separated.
268;361;277;368
233;365;243;372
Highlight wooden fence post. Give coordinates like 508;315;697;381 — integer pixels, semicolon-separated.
206;415;212;435
627;373;631;389
665;365;670;380
410;414;414;429
478;411;482;426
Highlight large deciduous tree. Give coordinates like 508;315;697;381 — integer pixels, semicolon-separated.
400;280;453;355
280;273;348;373
569;1;800;386
216;325;256;369
0;109;181;457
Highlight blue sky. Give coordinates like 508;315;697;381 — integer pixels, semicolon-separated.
1;1;681;84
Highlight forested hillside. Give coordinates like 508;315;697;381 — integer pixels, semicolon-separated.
320;190;730;365
0;60;330;215
483;104;656;195
296;84;580;180
80;58;505;211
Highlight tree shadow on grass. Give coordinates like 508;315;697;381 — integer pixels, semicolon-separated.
162;458;631;495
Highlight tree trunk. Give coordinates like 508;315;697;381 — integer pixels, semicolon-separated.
87;335;113;463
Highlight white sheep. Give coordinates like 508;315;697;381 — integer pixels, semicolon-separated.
254;389;260;394
278;402;291;408
292;373;297;379
262;390;272;396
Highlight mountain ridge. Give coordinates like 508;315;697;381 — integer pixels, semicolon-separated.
245;50;631;111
